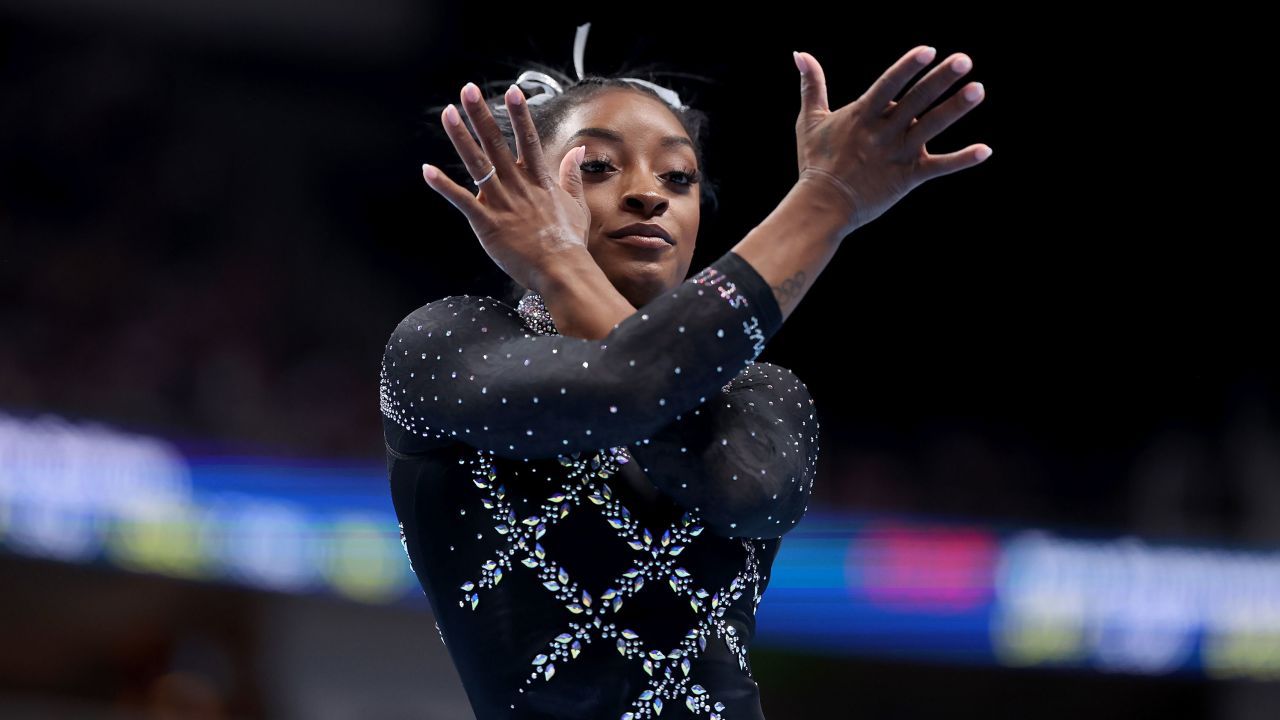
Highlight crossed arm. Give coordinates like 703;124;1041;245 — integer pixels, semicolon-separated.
380;248;817;537
530;251;820;540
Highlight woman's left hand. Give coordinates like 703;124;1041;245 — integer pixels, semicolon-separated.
422;82;593;295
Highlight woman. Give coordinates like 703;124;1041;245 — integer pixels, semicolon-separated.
382;23;989;719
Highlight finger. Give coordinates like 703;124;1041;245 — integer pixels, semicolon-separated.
905;82;985;149
503;84;552;185
794;51;829;117
459;82;518;181
440;102;496;188
890;53;974;132
885;100;921;131
861;45;937;114
422;163;484;221
558;145;586;199
917;144;993;183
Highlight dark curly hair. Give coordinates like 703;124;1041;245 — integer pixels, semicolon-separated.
423;56;717;306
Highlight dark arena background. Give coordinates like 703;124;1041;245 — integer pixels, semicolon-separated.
0;3;1272;719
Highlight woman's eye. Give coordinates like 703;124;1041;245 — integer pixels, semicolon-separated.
579;160;699;186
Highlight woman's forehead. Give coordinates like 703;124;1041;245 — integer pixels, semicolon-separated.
558;89;692;149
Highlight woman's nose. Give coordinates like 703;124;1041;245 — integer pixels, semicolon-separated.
622;188;669;216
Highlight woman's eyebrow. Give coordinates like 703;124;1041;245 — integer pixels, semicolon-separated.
565;127;694;151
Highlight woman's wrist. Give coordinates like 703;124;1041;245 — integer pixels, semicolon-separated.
532;249;636;340
795;169;863;238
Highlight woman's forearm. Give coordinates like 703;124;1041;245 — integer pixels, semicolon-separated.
728;177;853;323
536;178;855;339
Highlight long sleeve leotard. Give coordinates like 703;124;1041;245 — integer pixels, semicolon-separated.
381;248;819;719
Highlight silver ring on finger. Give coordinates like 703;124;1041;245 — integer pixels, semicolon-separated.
473;165;497;186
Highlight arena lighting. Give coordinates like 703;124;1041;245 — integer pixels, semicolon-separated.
760;517;1280;680
3;410;1278;679
993;532;1280;679
0;411;413;603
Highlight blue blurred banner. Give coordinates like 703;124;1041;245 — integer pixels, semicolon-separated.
3;410;1278;680
759;515;1280;680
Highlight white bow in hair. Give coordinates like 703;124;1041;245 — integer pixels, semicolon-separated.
511;22;688;112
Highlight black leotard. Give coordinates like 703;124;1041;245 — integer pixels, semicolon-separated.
381;249;819;719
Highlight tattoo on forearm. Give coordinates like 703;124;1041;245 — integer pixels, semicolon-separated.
772;271;806;305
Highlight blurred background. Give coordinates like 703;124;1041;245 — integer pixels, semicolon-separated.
1;2;1273;718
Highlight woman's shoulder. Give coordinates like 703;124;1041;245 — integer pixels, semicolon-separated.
414;292;515;313
394;293;526;333
735;360;809;387
725;361;815;403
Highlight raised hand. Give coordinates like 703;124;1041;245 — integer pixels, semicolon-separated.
793;47;991;232
421;82;592;294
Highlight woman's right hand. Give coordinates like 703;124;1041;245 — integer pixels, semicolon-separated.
793;47;991;234
421;82;591;294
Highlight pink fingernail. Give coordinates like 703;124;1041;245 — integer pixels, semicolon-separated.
507;84;524;106
793;51;807;75
423;164;438;181
444;104;461;126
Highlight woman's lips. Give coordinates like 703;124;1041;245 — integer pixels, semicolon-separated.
609;234;673;250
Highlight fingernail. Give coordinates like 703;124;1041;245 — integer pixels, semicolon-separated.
463;83;480;103
975;147;992;161
964;83;984;102
507;84;523;106
423;163;438;181
953;56;972;74
918;47;936;64
444;104;461;126
793;51;807;75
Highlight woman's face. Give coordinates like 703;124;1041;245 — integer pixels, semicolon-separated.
545;88;701;309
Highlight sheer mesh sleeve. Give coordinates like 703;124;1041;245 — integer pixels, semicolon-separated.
380;249;784;460
626;362;819;538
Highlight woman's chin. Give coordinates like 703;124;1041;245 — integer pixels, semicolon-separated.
602;266;675;306
589;245;686;300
